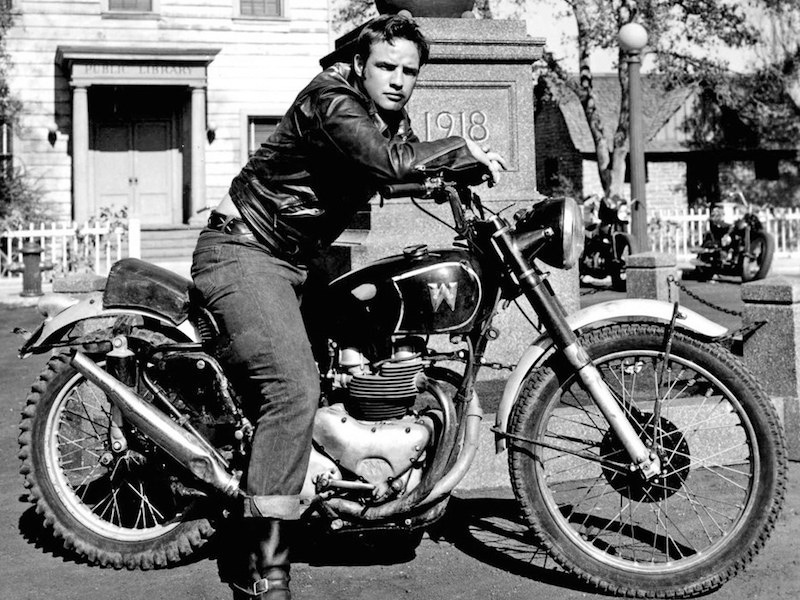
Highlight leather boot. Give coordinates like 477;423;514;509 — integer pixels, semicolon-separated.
228;518;292;600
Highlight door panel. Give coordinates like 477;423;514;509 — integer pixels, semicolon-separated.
134;121;173;225
93;124;132;216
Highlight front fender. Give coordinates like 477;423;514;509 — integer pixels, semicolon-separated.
493;299;729;452
20;292;199;357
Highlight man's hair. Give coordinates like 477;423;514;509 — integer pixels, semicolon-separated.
356;13;430;66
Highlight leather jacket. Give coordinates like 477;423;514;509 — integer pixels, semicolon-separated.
229;62;474;261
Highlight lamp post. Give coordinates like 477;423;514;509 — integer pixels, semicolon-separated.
619;22;649;252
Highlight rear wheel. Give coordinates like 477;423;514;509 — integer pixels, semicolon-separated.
18;338;217;569
508;324;786;598
741;232;774;282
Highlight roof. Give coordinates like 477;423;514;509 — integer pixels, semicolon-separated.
555;75;697;154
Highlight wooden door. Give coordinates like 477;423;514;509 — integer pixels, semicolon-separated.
92;119;176;225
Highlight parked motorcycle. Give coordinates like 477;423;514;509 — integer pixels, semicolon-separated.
579;194;635;291
17;163;786;598
691;192;775;282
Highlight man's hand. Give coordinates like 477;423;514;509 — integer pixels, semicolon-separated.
464;137;507;187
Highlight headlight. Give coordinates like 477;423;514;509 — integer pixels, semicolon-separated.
617;204;629;222
511;197;584;270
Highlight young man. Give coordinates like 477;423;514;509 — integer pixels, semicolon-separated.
192;13;505;600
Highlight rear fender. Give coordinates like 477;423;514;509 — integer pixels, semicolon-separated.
493;298;729;452
19;292;199;357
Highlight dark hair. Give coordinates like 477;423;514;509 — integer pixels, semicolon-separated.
356;13;430;67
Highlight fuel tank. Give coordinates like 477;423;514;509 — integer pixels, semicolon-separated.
327;246;492;349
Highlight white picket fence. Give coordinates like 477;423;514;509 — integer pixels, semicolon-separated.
2;208;797;278
649;207;800;260
1;218;141;278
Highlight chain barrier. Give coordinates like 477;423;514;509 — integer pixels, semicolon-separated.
667;275;743;317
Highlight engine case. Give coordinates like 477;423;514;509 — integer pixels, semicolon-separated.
302;404;434;499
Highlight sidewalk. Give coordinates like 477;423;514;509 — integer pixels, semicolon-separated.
0;278;53;308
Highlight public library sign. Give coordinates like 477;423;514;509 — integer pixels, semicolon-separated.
57;47;220;87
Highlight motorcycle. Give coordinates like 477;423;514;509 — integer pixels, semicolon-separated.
16;163;786;598
579;194;635;291
691;192;775;282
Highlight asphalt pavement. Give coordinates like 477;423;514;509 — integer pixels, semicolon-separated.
0;259;799;600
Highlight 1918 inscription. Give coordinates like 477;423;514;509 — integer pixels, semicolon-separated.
423;111;489;143
408;83;515;169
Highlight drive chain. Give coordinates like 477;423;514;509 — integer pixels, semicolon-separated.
667;275;743;317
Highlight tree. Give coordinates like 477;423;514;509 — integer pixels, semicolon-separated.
0;4;46;228
531;0;759;199
757;0;800;111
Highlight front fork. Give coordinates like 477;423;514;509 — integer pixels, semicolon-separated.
491;218;661;480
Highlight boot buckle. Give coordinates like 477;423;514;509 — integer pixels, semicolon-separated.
230;578;270;597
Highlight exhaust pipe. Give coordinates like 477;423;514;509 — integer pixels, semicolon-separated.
71;350;241;497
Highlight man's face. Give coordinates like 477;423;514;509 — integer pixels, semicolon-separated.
354;38;421;113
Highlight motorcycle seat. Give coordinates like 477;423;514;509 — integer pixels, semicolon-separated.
103;258;191;325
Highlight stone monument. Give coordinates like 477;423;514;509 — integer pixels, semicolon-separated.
741;277;800;460
321;9;580;373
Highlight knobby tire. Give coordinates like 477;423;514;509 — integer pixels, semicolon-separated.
508;323;786;598
18;330;217;569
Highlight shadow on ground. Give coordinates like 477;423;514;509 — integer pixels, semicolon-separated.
433;495;594;593
18;492;590;594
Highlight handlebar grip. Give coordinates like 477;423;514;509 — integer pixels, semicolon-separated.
381;183;429;198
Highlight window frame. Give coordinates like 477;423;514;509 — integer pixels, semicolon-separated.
240;112;283;165
236;0;286;20
101;0;160;18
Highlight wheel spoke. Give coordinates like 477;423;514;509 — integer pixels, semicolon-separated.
126;480;166;525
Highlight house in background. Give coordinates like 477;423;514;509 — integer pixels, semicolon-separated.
534;74;799;211
4;0;330;259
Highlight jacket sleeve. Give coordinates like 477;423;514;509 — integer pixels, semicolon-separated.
309;90;473;182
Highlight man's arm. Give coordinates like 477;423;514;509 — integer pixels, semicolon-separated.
312;91;472;182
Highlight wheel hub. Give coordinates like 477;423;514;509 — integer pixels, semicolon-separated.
600;410;691;502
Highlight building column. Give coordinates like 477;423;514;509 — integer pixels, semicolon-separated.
189;86;207;225
72;85;90;223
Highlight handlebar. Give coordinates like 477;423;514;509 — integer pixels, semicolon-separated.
381;182;431;199
381;162;491;200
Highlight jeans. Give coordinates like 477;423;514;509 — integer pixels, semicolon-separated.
191;229;319;517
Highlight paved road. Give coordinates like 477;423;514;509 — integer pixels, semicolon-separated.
1;279;799;600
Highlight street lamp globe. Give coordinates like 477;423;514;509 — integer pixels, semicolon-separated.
618;22;648;53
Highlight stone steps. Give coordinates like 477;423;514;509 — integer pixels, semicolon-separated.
139;226;202;262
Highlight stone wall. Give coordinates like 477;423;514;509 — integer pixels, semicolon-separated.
646;160;687;213
580;158;687;212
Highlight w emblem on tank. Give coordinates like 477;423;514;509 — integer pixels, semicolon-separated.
428;282;458;312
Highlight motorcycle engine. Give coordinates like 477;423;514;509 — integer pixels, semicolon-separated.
300;342;440;501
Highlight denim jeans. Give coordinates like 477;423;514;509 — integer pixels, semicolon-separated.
191;229;319;517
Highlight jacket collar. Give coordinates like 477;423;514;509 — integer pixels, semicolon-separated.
334;62;412;139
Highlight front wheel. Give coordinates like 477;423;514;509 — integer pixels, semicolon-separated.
18;349;217;569
508;324;786;598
